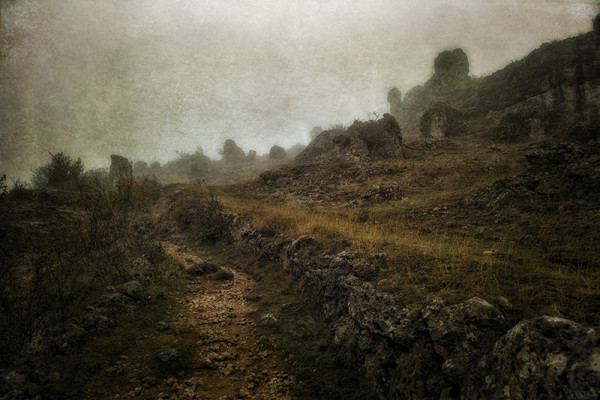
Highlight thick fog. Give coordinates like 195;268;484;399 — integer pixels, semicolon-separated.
1;0;598;178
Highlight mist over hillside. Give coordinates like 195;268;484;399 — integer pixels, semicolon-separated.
3;3;600;398
1;0;597;179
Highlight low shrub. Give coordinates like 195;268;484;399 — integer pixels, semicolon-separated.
0;175;6;200
0;163;164;364
31;152;83;189
170;193;234;243
8;178;28;199
213;268;234;281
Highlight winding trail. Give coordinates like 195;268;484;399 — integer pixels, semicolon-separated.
158;243;293;400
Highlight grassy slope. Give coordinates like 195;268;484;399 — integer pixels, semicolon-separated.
212;136;600;325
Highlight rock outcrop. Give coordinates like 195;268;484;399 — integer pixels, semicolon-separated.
268;145;287;160
479;316;600;399
221;139;246;163
295;114;403;164
420;102;465;138
109;154;132;186
391;17;600;141
464;141;600;209
387;88;403;118
431;48;470;86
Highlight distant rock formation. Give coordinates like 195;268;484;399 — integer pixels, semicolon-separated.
309;126;324;141
296;114;403;164
387;87;402;118
390;15;600;141
269;145;286;160
109;154;132;186
420;102;465;137
431;48;470;86
394;47;474;135
286;144;307;160
220;139;246;163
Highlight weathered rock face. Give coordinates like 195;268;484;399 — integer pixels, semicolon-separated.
387;88;403;118
432;48;470;86
268;145;287;160
492;112;533;143
295;114;403;164
109;154;132;185
391;19;600;141
226;218;600;399
464;141;600;209
479;317;600;399
221;139;246;163
420;103;465;138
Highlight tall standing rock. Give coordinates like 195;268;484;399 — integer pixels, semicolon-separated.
109;154;132;187
387;87;403;118
220;139;246;163
431;48;470;86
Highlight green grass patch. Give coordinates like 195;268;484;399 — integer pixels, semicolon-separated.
48;258;189;400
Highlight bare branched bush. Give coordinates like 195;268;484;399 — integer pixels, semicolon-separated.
0;166;164;363
31;152;83;189
0;174;6;200
8;178;28;200
170;193;233;243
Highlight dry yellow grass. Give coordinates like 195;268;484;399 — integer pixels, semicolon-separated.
205;137;600;324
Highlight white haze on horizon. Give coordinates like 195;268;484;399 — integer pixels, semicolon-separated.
0;0;598;178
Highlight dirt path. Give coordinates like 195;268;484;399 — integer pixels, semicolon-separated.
156;243;293;400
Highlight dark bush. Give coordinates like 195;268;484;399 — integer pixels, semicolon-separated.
185;260;219;276
170;193;234;243
0;175;6;200
8;178;28;200
269;145;287;160
213;268;234;281
0;168;163;364
31;152;83;189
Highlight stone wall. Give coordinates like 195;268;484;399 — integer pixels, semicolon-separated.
229;220;600;399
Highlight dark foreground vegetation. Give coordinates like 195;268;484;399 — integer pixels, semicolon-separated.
2;15;600;400
0;153;191;398
0;153;376;400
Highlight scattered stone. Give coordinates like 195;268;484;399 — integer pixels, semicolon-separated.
361;184;401;202
156;321;171;332
185;260;219;276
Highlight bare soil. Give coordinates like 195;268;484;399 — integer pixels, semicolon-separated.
147;243;293;400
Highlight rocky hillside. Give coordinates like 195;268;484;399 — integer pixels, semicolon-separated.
295;114;403;165
223;208;600;399
389;15;600;142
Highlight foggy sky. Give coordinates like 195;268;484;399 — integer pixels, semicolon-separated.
1;0;598;178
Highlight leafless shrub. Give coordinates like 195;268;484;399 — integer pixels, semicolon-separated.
170;193;233;243
0;169;163;363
